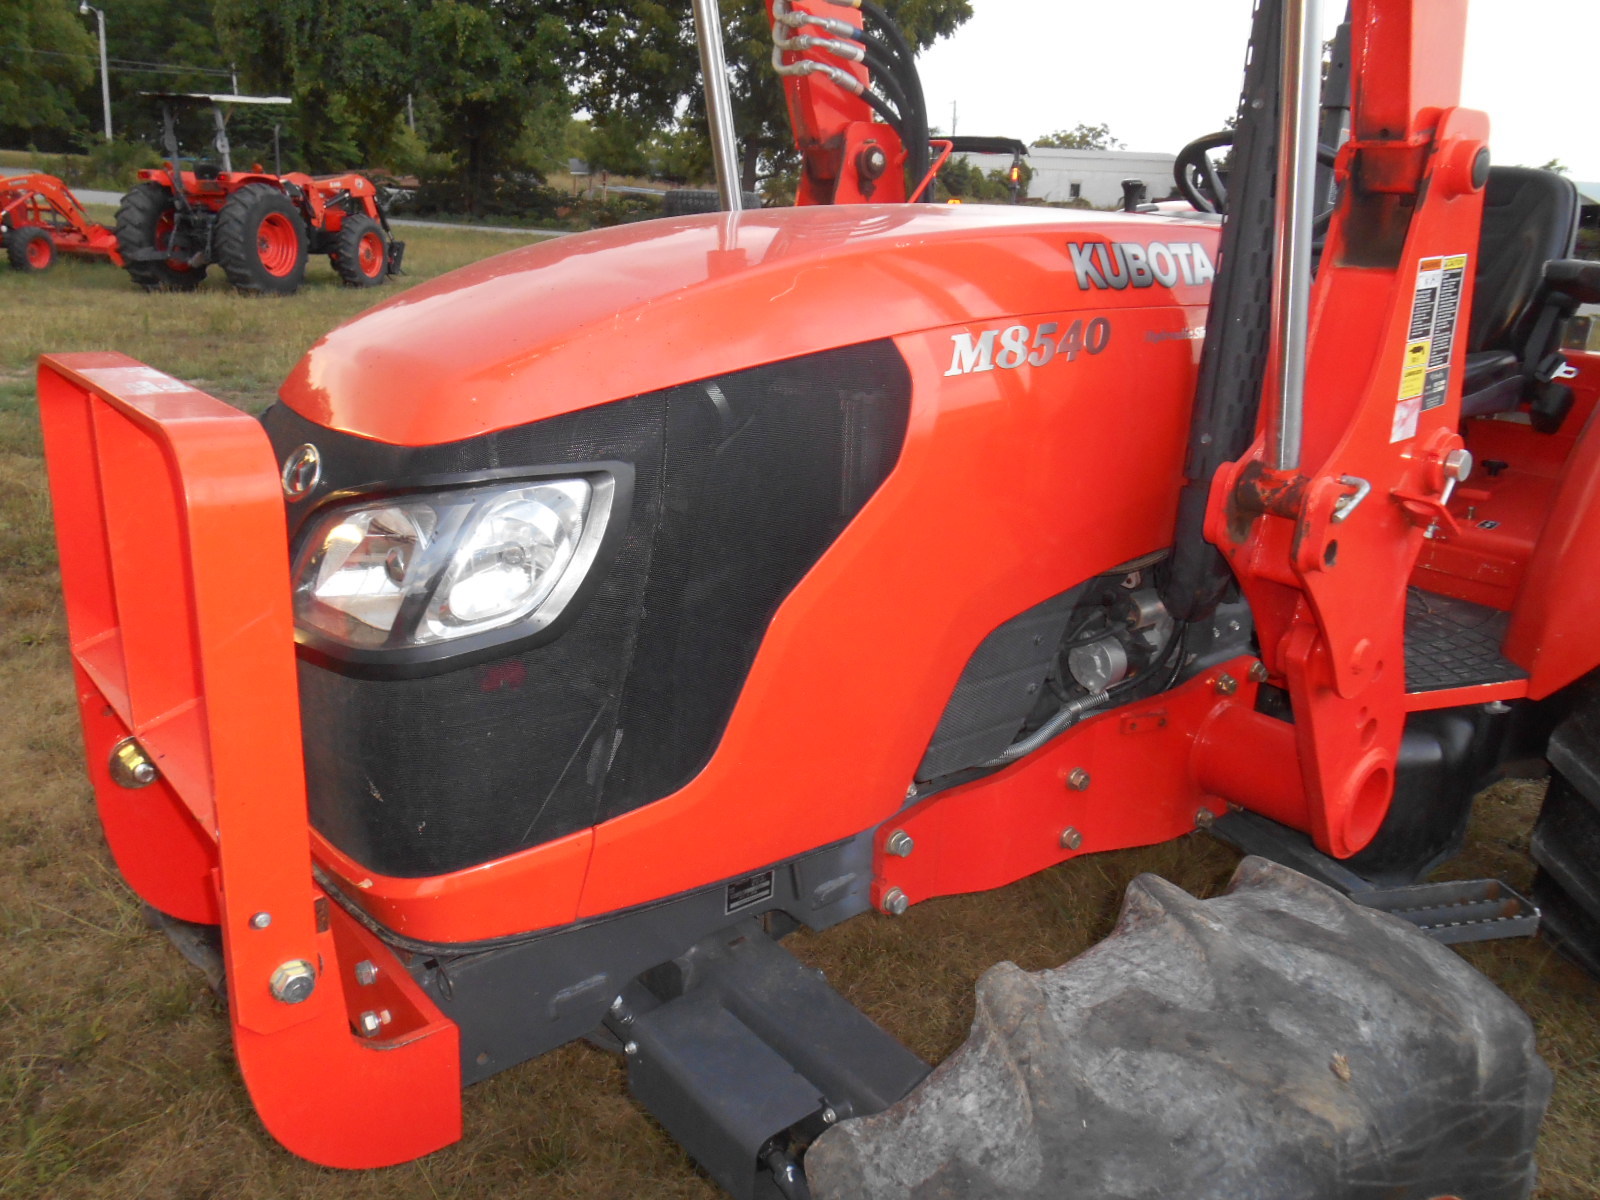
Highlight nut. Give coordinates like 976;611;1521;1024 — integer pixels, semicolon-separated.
1195;807;1217;829
1213;672;1239;695
357;1009;391;1037
1248;661;1270;683
354;959;379;986
268;959;316;1004
1059;827;1083;851
1065;768;1091;792
109;738;158;789
880;887;910;916
885;830;914;858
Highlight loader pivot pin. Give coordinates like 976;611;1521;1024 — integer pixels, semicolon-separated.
109;738;158;788
269;959;316;1004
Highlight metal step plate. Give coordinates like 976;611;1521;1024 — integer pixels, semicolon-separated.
1350;878;1540;944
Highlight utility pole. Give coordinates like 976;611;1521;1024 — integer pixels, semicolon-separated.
79;3;112;140
407;94;416;133
951;100;957;137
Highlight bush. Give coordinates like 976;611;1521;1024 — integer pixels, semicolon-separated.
44;139;162;190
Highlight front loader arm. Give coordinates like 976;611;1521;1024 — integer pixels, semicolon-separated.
764;0;918;203
1196;0;1490;857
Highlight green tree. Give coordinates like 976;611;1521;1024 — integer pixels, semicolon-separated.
0;0;96;147
1035;122;1124;151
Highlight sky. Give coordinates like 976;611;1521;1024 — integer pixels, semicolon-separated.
916;1;1600;184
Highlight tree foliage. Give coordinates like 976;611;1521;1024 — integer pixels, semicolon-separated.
1034;122;1124;151
0;0;96;145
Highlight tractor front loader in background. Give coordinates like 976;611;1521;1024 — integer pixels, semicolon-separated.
114;92;403;295
31;0;1600;1196
0;173;122;273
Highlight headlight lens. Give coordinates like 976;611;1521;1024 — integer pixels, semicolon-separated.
293;476;612;654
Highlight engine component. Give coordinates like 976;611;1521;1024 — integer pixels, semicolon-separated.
1066;635;1129;692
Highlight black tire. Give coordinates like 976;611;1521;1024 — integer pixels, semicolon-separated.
5;226;55;272
661;188;761;217
1531;698;1600;977
808;858;1550;1200
330;213;389;287
114;183;207;291
214;182;308;295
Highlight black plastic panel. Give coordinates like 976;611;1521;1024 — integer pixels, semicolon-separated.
265;342;910;877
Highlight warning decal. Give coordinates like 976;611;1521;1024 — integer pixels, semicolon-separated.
1392;253;1469;442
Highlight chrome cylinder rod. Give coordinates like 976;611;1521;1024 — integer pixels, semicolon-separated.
1267;0;1322;472
692;0;744;213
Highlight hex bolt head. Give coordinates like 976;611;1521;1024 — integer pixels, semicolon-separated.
1059;827;1083;851
905;783;918;801
268;959;316;1004
885;830;914;858
109;738;159;789
1195;807;1217;829
880;887;910;916
1213;672;1239;695
624;1041;639;1056
1065;768;1091;792
249;912;272;930
822;1108;838;1125
357;1010;385;1037
353;959;379;986
1248;661;1270;684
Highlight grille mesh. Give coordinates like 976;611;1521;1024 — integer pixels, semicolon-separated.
267;342;910;877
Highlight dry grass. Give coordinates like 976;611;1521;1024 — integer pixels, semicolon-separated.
1;226;1597;1199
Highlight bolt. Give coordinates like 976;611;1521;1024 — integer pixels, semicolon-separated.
822;1108;838;1125
1065;768;1091;792
357;1009;391;1037
268;959;316;1005
905;783;918;801
1195;807;1216;829
1214;673;1238;695
249;912;272;930
1247;661;1269;684
624;1041;639;1056
1484;700;1512;715
354;959;378;986
1226;619;1242;633
880;887;909;916
610;995;626;1014
885;830;914;858
1059;827;1083;851
109;738;159;789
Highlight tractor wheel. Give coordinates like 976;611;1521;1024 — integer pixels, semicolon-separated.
807;857;1550;1200
115;183;207;291
5;227;55;272
1531;694;1600;977
214;182;308;296
330;214;389;287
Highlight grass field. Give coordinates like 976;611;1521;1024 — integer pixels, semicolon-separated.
1;220;1597;1199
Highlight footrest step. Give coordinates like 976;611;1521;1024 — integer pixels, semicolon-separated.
1350;878;1539;944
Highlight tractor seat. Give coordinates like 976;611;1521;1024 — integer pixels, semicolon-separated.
1460;167;1581;424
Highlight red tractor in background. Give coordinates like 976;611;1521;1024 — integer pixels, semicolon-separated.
116;92;404;295
0;173;122;273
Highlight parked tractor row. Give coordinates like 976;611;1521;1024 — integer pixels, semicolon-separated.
2;94;402;296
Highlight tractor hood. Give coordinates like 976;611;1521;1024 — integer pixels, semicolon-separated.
280;203;1219;446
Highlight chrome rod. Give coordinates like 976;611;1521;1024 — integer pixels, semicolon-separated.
692;0;743;213
1267;0;1322;471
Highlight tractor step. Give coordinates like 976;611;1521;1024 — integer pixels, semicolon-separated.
1208;810;1538;943
1403;589;1528;693
607;920;929;1200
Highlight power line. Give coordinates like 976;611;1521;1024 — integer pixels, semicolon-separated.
0;43;234;77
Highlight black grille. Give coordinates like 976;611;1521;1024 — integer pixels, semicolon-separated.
264;342;910;877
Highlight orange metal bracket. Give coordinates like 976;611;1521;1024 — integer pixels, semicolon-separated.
36;353;460;1168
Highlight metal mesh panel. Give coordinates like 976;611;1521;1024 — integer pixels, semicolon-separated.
265;341;910;877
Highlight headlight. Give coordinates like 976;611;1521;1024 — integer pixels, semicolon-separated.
292;471;623;669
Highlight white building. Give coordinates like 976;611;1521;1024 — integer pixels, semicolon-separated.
956;146;1179;208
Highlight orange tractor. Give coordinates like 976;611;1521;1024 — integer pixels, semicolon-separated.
29;0;1597;1196
115;92;403;294
0;173;122;273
